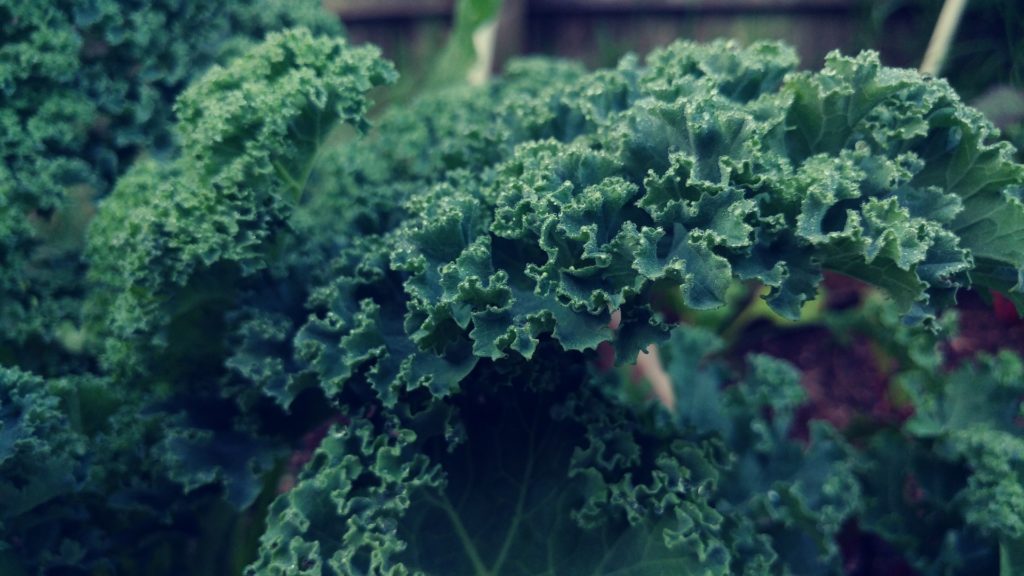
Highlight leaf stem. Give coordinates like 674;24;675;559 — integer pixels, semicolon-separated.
424;491;492;576
271;160;305;201
491;409;538;574
920;0;969;76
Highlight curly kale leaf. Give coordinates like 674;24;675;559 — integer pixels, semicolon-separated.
299;41;1024;412
86;28;395;376
250;326;861;575
0;367;87;526
660;327;860;573
0;364;287;574
785;51;1024;314
0;368;165;573
175;27;395;198
249;346;742;575
0;0;341;363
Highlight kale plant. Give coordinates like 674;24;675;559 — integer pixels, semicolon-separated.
4;22;1024;576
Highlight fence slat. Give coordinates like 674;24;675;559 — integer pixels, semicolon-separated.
325;0;454;20
326;0;860;20
531;0;858;13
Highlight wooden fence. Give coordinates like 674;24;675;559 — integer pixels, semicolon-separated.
325;0;924;78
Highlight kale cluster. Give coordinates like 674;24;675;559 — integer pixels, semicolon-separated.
3;10;1024;575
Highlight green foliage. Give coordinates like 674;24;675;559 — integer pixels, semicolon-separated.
851;351;1024;575
87;28;396;377
249;331;856;575
5;23;1024;576
0;0;342;367
294;40;1024;422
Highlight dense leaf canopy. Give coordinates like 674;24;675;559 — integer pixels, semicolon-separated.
3;16;1024;576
